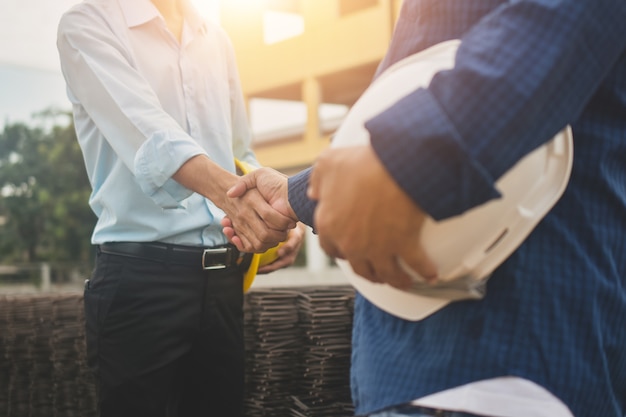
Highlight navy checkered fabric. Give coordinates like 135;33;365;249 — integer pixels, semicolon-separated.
288;167;314;227
289;0;626;416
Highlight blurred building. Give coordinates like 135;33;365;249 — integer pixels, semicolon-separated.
220;0;402;274
220;0;402;173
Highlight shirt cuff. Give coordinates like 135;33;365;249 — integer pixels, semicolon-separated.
134;130;206;208
366;87;500;221
288;168;316;229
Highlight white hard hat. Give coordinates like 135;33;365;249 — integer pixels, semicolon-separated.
331;40;574;321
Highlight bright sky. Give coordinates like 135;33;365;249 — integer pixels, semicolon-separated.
0;0;220;71
0;0;218;127
1;0;78;71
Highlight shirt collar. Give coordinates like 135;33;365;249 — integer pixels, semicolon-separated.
118;0;207;35
180;0;207;34
118;0;161;28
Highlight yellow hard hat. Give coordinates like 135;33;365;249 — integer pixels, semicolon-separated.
331;40;573;321
234;159;284;292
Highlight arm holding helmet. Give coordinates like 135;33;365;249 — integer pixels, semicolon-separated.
224;0;626;287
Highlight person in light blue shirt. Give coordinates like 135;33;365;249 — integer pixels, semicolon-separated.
223;0;626;416
57;0;303;415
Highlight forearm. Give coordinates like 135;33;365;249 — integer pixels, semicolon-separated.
173;154;237;208
368;0;626;220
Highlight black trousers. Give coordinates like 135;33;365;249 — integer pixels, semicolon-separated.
84;249;245;417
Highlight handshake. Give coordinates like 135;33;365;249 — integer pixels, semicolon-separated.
219;145;437;288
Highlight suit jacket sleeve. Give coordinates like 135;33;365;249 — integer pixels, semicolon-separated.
288;168;316;228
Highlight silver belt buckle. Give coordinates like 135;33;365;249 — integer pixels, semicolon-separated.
202;247;229;270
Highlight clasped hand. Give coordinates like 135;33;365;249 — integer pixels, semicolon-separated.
222;145;438;288
221;168;305;273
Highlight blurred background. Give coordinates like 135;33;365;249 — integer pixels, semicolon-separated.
1;2;407;416
0;0;403;292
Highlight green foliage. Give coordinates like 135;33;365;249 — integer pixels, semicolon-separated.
0;112;96;263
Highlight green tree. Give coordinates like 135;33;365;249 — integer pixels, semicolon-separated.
0;113;96;264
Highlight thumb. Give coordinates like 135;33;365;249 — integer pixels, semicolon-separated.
227;172;258;198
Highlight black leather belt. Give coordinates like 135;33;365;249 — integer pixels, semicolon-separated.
98;242;251;270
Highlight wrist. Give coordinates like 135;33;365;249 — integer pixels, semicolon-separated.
173;155;237;203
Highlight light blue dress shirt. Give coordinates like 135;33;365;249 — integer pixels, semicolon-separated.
57;0;258;246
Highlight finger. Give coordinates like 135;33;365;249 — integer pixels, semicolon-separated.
256;234;300;274
231;207;290;252
314;205;344;259
253;199;297;230
318;234;344;260
271;198;298;223
229;217;273;253
248;215;291;251
315;220;337;258
227;171;259;198
349;258;379;283
257;225;305;273
231;231;250;252
372;255;414;290
362;254;415;290
277;225;305;256
398;244;438;283
223;198;289;252
257;252;297;274
221;217;254;252
222;226;236;241
230;236;245;252
247;231;290;252
242;188;290;225
277;240;294;256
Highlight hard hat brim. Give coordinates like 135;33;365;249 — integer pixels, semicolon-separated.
332;40;573;320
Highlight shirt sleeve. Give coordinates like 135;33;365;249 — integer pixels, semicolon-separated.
57;8;206;208
288;168;316;228
366;0;626;220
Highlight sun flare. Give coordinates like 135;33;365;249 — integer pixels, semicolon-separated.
190;0;220;22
